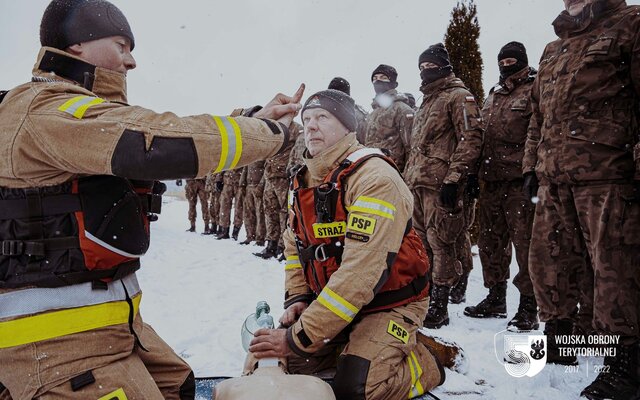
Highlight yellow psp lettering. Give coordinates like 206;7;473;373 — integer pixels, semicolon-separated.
347;214;376;235
387;320;409;344
313;222;346;238
98;388;128;400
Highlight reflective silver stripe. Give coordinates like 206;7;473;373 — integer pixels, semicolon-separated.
63;96;97;116
220;117;238;171
0;273;141;320
352;199;396;217
346;148;385;163
85;230;143;258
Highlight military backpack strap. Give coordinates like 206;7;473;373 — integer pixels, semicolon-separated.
0;90;8;104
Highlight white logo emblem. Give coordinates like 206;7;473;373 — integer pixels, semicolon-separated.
308;96;321;107
494;330;547;377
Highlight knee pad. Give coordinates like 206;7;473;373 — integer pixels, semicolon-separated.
179;371;195;400
332;354;370;400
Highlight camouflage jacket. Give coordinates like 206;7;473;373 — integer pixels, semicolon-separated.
286;133;306;177
523;0;640;183
404;74;484;190
363;90;414;172
480;67;536;182
205;172;223;192
240;161;265;186
355;104;368;144
264;121;303;180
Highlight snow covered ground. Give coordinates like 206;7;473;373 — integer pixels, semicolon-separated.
138;195;603;399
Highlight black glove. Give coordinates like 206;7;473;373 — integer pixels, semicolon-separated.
465;174;480;199
215;181;224;193
439;183;459;209
175;179;182;187
632;180;640;203
522;171;539;201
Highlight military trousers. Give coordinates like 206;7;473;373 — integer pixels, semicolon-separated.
263;178;289;246
530;183;639;341
0;314;193;400
219;184;243;229
478;180;535;294
412;187;467;287
208;189;221;227
243;184;266;241
185;179;209;225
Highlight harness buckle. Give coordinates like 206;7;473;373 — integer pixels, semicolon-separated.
314;244;329;262
1;240;24;256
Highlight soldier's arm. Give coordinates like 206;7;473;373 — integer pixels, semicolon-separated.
396;103;415;165
283;228;313;308
446;91;484;183
287;161;412;356
630;21;640;180
27;88;293;181
522;78;542;175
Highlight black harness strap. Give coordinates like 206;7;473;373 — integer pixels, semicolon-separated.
363;274;429;311
121;280;149;352
1;237;79;257
0;194;82;220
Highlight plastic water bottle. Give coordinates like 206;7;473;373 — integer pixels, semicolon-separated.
241;301;279;367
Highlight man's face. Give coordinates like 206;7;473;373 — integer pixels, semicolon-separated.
372;73;390;83
420;61;439;71
498;58;517;67
302;108;349;157
68;35;136;74
563;0;592;16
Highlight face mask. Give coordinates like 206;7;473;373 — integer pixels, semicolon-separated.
420;65;452;86
499;61;527;82
373;81;397;95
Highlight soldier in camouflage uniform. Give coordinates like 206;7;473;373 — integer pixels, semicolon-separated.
254;121;303;259
205;172;223;235
362;65;414;172
403;43;483;329
463;42;539;332
240;162;266;245
328;77;368;144
523;0;640;397
184;178;210;233
217;168;243;240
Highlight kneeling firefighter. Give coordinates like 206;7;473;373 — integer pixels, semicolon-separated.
0;0;303;398
246;89;465;400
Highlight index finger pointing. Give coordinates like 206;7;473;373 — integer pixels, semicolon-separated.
292;83;305;104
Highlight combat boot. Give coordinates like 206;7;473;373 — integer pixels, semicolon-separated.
507;294;539;331
255;239;265;247
203;223;217;236
417;331;468;374
253;240;278;259
463;281;507;318
239;236;255;245
201;223;213;235
424;285;450;329
186;222;195;232
232;225;242;241
276;245;285;262
580;341;639;400
216;226;230;240
449;272;469;304
545;319;577;365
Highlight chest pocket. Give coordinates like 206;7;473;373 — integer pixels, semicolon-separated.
510;97;529;112
585;35;616;57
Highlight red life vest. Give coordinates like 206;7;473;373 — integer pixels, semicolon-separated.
289;148;430;313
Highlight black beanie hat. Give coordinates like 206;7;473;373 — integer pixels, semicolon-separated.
328;77;351;96
40;0;135;51
371;64;398;83
301;89;357;133
498;41;528;65
418;43;451;68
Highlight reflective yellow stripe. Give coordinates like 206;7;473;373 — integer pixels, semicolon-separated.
212;116;242;172
0;294;141;349
408;351;424;398
98;388;128;400
317;287;358;323
285;255;302;270
349;196;396;220
58;95;105;119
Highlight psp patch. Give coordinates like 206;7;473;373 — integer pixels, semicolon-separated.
313;222;346;238
347;214;376;235
387;320;409;344
346;232;370;243
98;388;128;400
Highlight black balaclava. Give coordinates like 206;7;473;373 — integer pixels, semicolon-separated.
418;43;453;86
498;41;528;82
371;64;398;95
